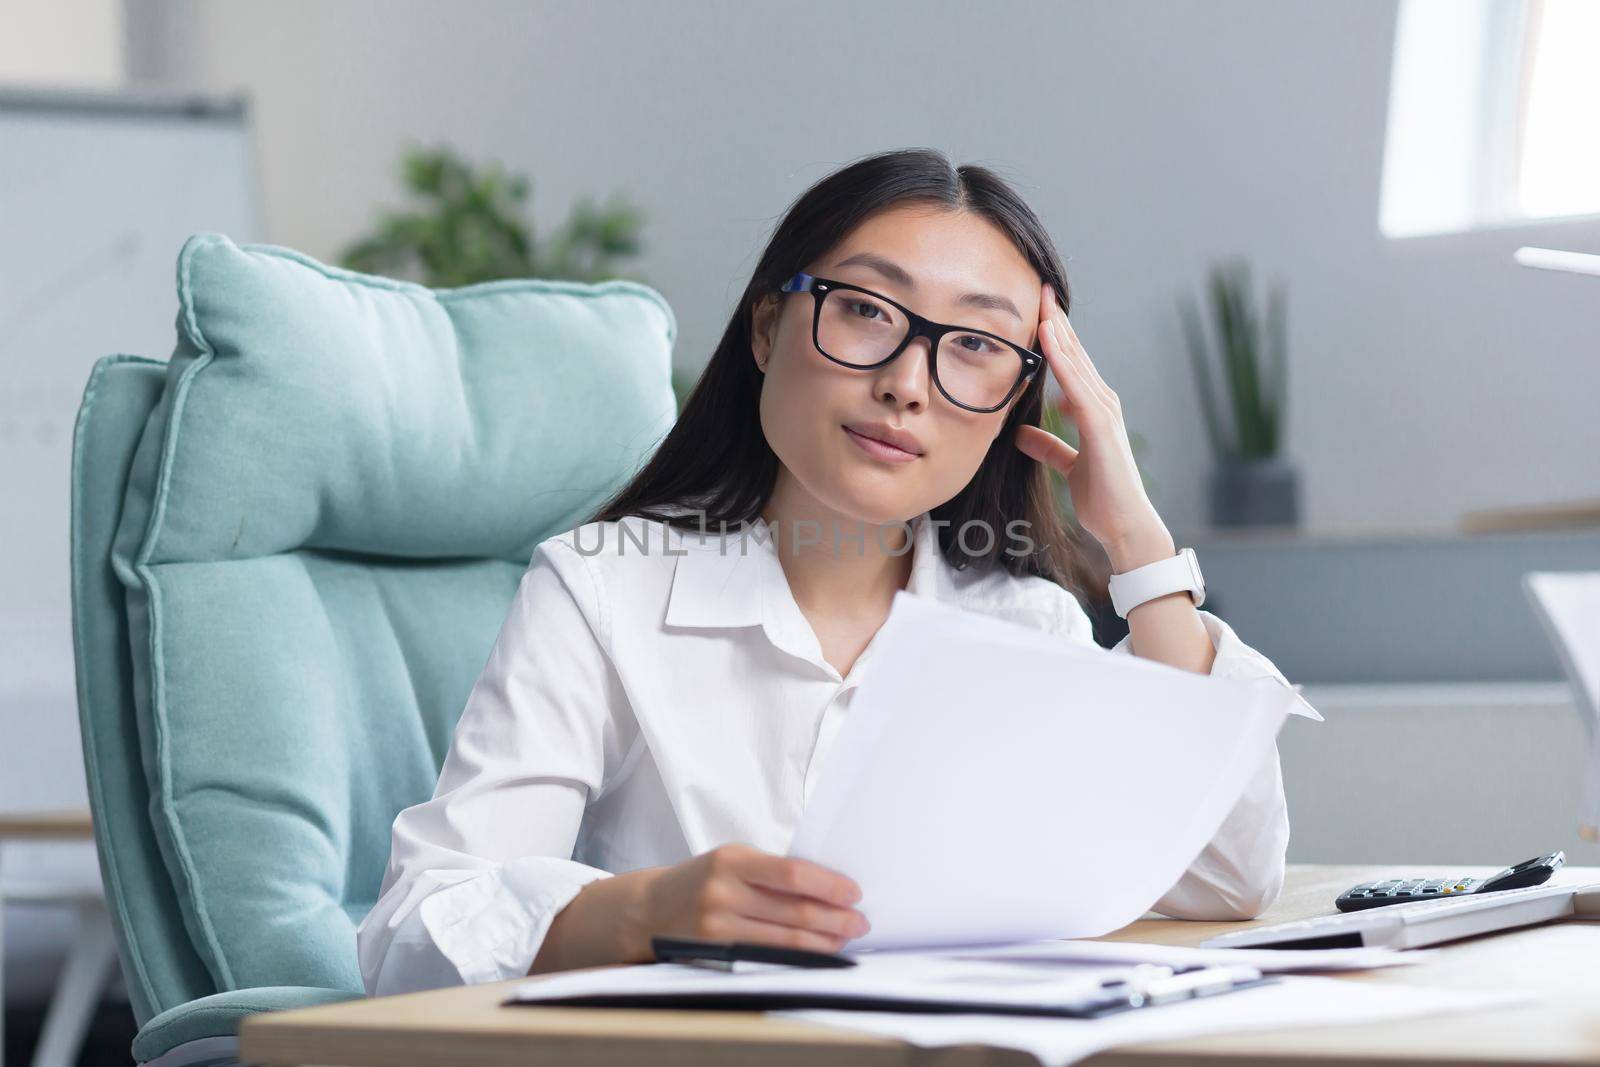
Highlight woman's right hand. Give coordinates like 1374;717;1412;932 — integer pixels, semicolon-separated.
623;843;869;957
530;843;869;975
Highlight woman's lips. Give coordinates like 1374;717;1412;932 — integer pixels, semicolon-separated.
844;425;921;463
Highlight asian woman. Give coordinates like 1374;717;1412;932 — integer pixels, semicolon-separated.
355;147;1318;997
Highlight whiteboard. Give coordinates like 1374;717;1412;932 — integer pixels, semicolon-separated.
0;86;258;851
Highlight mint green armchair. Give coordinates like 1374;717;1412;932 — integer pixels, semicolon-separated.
69;234;676;1066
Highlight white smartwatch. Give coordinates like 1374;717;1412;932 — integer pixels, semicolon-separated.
1107;546;1206;619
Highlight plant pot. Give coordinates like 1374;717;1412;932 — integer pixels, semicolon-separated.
1209;455;1301;527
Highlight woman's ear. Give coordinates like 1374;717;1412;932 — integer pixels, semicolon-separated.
750;293;779;373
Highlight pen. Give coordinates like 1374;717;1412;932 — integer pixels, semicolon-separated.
1096;964;1268;1011
651;935;857;970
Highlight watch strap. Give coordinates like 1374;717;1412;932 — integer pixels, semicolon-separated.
1107;547;1206;618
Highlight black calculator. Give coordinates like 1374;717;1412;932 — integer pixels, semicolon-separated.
1335;851;1565;912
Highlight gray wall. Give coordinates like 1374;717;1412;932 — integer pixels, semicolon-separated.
1285;684;1600;866
1192;527;1600;684
125;0;1600;539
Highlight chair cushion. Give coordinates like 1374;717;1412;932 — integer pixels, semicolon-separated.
110;233;677;993
132;985;361;1064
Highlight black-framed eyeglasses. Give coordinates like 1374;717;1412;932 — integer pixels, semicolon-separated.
778;272;1043;414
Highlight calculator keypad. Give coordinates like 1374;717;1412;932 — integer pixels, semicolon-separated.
1336;876;1481;911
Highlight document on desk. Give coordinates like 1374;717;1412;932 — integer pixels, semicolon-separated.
930;938;1424;973
787;590;1311;950
777;977;1530;1067
509;952;1267;1017
506;949;1521;1067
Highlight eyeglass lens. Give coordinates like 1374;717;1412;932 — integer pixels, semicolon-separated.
816;287;1024;410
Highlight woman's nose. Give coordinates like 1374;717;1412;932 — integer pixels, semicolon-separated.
872;336;933;410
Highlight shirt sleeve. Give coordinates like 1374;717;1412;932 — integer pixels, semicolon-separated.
1050;586;1322;921
356;538;633;996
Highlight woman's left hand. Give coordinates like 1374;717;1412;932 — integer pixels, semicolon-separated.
1013;283;1174;570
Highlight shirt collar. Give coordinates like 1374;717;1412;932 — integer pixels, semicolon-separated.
663;510;950;645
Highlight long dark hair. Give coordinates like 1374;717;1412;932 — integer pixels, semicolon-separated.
586;147;1104;601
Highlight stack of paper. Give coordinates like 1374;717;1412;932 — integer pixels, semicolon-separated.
507;945;1526;1067
512;951;1242;1015
508;940;1418;1008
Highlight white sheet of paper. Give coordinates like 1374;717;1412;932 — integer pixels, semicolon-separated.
785;590;1304;949
1523;571;1600;838
776;977;1531;1067
915;938;1425;973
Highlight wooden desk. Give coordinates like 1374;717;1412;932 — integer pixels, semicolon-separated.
0;810;94;840
240;865;1600;1066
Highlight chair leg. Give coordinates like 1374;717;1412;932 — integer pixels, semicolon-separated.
28;899;116;1067
2;844;9;1067
1;858;7;1067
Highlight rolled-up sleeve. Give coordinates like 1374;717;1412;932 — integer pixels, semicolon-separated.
1054;590;1322;921
356;539;631;996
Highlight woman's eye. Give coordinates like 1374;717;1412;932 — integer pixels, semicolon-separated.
850;301;883;321
957;334;1000;354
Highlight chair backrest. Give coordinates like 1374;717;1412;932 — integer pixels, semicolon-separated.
71;233;677;1026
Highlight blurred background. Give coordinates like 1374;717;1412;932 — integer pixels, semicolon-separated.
2;0;1597;1063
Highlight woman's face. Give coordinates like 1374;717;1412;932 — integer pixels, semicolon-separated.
751;203;1044;528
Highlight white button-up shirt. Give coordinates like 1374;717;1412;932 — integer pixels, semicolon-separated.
356;510;1321;997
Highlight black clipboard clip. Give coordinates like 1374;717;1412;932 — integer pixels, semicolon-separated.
651;935;857;971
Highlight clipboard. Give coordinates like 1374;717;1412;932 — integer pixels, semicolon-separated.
506;957;1276;1020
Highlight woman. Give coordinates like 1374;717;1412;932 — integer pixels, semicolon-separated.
356;147;1319;997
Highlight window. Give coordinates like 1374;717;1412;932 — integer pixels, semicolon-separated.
1379;0;1600;237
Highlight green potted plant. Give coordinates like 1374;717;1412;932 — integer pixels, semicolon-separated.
1179;259;1300;527
339;145;694;413
340;145;648;285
